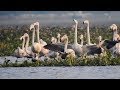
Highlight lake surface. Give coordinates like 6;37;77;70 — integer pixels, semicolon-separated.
0;56;120;79
0;66;120;79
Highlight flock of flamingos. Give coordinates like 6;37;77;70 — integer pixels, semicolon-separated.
13;19;120;61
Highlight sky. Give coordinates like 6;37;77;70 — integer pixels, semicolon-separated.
0;11;120;26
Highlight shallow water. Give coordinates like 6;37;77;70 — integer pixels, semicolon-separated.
0;56;120;79
0;56;32;64
0;66;120;79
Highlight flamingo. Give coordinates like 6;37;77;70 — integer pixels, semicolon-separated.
110;24;120;41
81;35;105;56
33;25;59;60
39;39;47;46
60;34;76;59
83;20;96;45
79;34;84;46
99;24;120;58
51;37;57;44
22;33;34;58
46;19;83;57
100;39;120;58
30;22;42;60
44;34;76;59
57;33;61;43
13;35;26;58
70;19;83;56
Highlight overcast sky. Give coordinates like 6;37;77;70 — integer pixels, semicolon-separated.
0;11;120;26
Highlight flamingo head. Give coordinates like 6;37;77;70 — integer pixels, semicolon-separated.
57;33;61;38
73;19;78;24
80;34;83;39
20;36;24;40
98;36;102;42
23;33;29;40
33;22;39;30
30;24;34;31
83;20;89;24
61;34;68;43
17;47;20;49
110;24;117;31
39;39;47;46
51;37;57;43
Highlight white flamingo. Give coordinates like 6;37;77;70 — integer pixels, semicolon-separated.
30;22;42;60
40;38;60;60
83;20;96;45
57;33;61;43
44;34;76;59
79;34;84;46
99;24;120;57
39;39;47;46
110;24;120;41
13;35;26;58
51;37;57;44
81;35;105;56
101;39;120;58
22;33;34;58
32;22;58;60
71;19;83;56
61;34;76;59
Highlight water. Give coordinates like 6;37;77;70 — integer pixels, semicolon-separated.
0;56;120;79
0;66;120;79
0;56;32;64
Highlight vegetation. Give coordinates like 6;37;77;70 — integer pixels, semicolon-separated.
1;51;120;67
0;24;120;67
0;24;114;56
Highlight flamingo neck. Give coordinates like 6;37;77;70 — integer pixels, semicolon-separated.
25;35;29;50
87;23;91;45
18;47;20;54
22;37;25;50
25;35;31;55
98;38;102;46
80;38;83;46
113;29;118;34
57;36;60;43
74;23;78;45
64;38;68;53
32;28;35;45
113;29;118;41
36;24;40;43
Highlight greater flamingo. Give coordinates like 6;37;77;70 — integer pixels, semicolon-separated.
44;34;76;59
30;22;42;60
83;20;96;45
